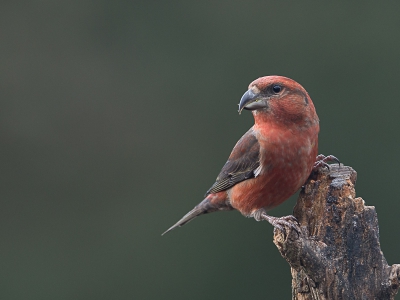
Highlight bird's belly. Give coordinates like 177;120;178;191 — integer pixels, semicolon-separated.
229;143;316;216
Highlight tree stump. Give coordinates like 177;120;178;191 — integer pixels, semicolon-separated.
273;164;400;299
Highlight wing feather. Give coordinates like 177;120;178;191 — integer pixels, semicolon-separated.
205;128;260;196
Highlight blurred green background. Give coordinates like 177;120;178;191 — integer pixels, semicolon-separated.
1;1;400;299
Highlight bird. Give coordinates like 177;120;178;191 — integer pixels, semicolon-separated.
162;75;338;235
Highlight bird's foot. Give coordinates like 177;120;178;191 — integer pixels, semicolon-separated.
313;154;340;171
262;213;300;234
253;210;300;236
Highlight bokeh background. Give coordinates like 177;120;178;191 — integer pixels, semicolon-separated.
1;1;400;299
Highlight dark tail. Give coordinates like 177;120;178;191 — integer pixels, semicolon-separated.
162;197;231;235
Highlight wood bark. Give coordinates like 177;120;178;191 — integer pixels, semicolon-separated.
273;164;400;299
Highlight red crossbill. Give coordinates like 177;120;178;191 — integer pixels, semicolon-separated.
163;76;338;235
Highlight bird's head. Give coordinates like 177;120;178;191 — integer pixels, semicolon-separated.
238;76;318;127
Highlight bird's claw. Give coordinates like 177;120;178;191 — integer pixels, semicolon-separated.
261;213;300;236
313;154;340;171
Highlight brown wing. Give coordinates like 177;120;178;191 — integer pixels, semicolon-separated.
205;128;260;196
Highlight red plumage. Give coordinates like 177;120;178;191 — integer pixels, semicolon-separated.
163;76;337;235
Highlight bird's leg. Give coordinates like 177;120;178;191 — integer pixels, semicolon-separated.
252;209;300;235
313;154;340;171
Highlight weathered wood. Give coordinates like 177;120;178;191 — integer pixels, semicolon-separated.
273;164;400;299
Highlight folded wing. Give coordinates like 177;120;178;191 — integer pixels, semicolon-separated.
205;128;260;196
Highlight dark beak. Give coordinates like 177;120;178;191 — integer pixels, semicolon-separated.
238;89;266;114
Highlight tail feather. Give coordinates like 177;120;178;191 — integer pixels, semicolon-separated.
162;205;206;236
162;196;232;235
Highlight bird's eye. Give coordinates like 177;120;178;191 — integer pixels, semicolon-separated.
272;85;282;94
